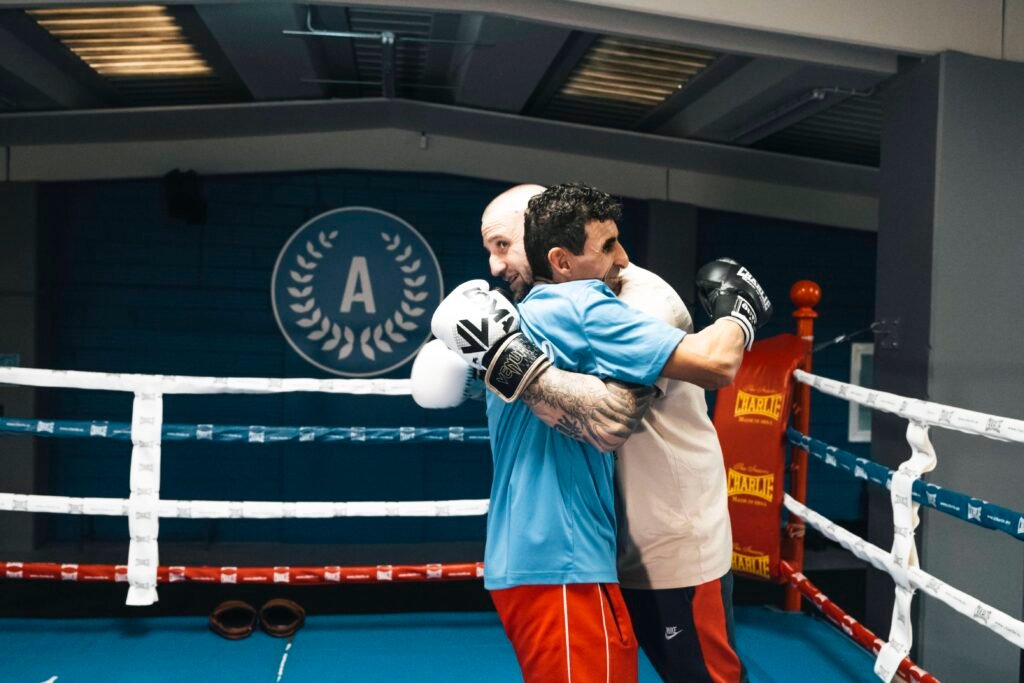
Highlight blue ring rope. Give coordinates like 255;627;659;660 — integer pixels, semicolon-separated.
788;428;1024;542
0;417;490;443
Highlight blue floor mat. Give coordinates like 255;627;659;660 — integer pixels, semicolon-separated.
0;616;284;682
0;606;877;682
734;607;877;683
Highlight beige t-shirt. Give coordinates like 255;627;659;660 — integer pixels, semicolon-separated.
615;265;733;589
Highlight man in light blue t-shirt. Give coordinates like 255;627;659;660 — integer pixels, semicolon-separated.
431;183;763;682
484;277;685;589
430;180;770;679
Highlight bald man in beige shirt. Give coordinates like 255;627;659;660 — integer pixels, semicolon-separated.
480;184;747;683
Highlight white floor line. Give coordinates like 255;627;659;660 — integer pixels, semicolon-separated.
275;636;294;683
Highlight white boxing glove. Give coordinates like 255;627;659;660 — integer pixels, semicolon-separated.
430;280;550;402
411;339;484;409
430;279;519;369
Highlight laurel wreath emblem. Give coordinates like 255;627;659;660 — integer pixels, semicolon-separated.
286;230;428;361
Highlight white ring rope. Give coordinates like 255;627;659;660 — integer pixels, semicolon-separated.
0;367;411;396
0;366;422;605
0;493;490;518
785;495;1024;651
875;420;936;679
128;390;162;605
794;369;1024;444
794;368;1024;681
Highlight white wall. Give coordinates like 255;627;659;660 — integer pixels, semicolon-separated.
1008;0;1024;62
568;0;1007;58
304;0;1022;63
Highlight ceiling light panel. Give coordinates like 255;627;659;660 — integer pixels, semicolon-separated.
27;5;213;78
542;36;717;128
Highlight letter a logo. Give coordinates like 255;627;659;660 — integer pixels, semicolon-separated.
340;256;377;314
272;207;443;376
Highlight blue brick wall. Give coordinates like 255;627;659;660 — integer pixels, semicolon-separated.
697;209;876;521
38;171;509;544
35;175;871;546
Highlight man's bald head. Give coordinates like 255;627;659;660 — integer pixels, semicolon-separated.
482;184;547;229
481;184;546;299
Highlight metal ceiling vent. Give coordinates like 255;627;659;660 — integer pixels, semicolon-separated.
755;92;882;167
543;36;717;128
27;5;212;78
347;8;433;91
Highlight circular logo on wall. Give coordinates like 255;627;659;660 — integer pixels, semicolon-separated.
271;207;443;377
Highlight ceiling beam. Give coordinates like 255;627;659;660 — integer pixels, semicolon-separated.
656;58;804;139
192;3;325;101
0;97;876;196
5;126;879;230
0;14;107;109
656;58;886;142
453;15;572;113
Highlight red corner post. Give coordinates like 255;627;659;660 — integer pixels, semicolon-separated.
783;280;820;611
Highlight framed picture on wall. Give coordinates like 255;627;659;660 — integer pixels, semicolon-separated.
848;342;874;442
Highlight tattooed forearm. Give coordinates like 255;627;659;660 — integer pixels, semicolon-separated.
553;416;585;442
521;367;656;452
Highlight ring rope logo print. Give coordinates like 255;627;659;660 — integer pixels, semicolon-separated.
272;207;443;376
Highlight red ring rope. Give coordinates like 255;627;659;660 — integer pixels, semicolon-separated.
780;561;940;683
0;561;483;584
3;556;945;681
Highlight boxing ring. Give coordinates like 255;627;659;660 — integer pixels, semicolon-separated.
1;287;1022;682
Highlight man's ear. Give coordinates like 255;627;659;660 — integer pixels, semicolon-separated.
547;247;571;279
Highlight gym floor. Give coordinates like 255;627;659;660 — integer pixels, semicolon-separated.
1;606;875;682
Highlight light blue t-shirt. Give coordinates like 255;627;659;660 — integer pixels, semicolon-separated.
483;280;686;590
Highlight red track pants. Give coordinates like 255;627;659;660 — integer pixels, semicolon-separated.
491;583;638;683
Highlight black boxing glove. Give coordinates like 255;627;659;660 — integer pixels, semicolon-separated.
696;258;773;350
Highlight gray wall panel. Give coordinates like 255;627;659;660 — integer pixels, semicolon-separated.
870;56;941;635
876;52;1024;681
919;52;1024;681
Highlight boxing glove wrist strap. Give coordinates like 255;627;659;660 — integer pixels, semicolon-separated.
713;295;756;350
484;333;552;402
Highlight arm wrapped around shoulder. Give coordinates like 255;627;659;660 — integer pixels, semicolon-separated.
695;258;773;350
431;280;551;403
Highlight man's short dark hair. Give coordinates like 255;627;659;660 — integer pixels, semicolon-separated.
524;183;622;280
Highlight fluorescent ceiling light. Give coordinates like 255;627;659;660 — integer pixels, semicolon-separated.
28;5;213;78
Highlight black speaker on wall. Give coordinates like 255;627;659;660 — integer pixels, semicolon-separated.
162;169;207;225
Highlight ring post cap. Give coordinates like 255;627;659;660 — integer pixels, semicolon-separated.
789;280;821;316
